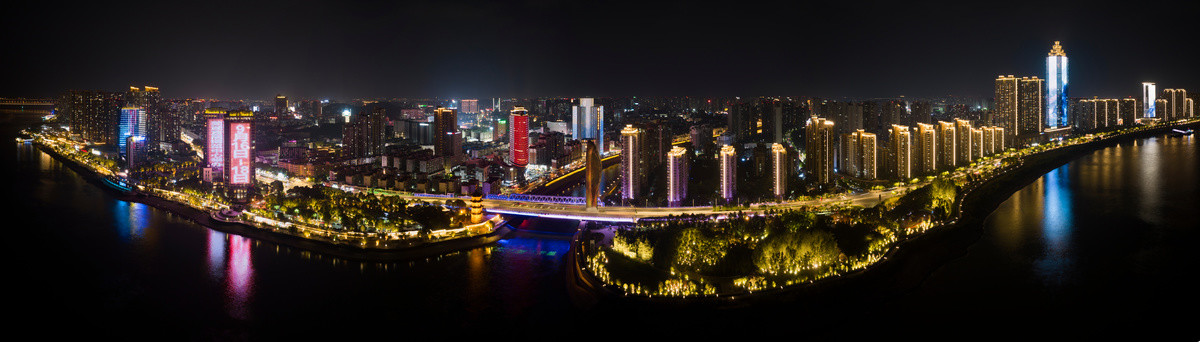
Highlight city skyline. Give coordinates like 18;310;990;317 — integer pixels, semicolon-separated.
2;1;1197;100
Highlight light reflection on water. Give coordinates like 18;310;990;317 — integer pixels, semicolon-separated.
1135;138;1162;225
226;235;254;320
1035;165;1073;285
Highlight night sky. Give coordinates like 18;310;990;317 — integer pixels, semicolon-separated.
3;0;1197;100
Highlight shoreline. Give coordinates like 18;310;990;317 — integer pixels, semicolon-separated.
567;120;1200;309
35;142;511;262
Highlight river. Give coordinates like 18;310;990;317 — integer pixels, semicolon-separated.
4;111;1197;339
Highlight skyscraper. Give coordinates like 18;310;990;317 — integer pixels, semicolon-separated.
1143;82;1157;119
275;94;288;114
890;124;912;180
127;86;168;148
435;107;459;157
342;108;387;158
805;117;835;184
620;125;641;202
460;99;479;114
126;136;146;170
1019;77;1044;145
771;143;787;199
719;145;736;203
667;146;688;207
509;107;529;167
1046;41;1069;130
225;110;255;203
995;75;1018;148
204;108;226;183
118;107;147;160
572;98;604;152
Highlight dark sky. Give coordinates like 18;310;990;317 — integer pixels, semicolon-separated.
3;0;1197;100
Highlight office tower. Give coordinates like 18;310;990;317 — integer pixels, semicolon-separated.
1046;41;1069;130
690;124;713;155
667;146;688;207
719;145;736;202
1143;82;1157;119
460;99;479;114
204;109;227;182
855;131;877;179
572;98;604;152
585;139;601;209
509;107;529;167
434;107;458;157
620;125;641;202
917;123;937;175
954;119;972;165
118;107;147;160
771;143;788;198
890;124;912;180
342;108;387;158
1119;98;1138;125
995;75;1018;147
127;86;169;148
805;116;835;184
225;110;255;203
126;136;146;170
275;94;288;114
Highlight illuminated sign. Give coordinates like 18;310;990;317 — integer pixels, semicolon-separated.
207;119;225;170
229;122;251;184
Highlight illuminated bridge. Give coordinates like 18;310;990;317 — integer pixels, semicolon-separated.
485;194;585;205
0;98;55;106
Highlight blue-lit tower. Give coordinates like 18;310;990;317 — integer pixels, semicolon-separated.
118;106;146;160
1046;41;1069;129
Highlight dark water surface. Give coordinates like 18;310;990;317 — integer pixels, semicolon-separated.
5;112;1198;339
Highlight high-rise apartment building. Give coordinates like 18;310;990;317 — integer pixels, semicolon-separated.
690;124;713;155
460;99;479;114
342;108;387;158
771;143;788;198
855;130;877;180
667;146;688;207
509;107;529;167
1119;98;1138;126
58;90;121;146
1163;89;1187;121
620;125;641;202
954;119;972;165
127;86;170;148
1018;77;1044;144
937;121;956;170
890;124;912;180
719;145;736;202
804;117;835;184
971;128;983;162
435;107;459;158
1046;41;1069;130
995;75;1018;148
916;123;937;175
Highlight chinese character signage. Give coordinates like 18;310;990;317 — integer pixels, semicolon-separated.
229;122;251;184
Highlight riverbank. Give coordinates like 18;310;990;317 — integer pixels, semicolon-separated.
568;120;1200;310
35;141;512;261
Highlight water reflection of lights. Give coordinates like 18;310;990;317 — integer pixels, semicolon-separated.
1036;166;1074;285
114;201;151;242
226;235;255;320
207;230;226;280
